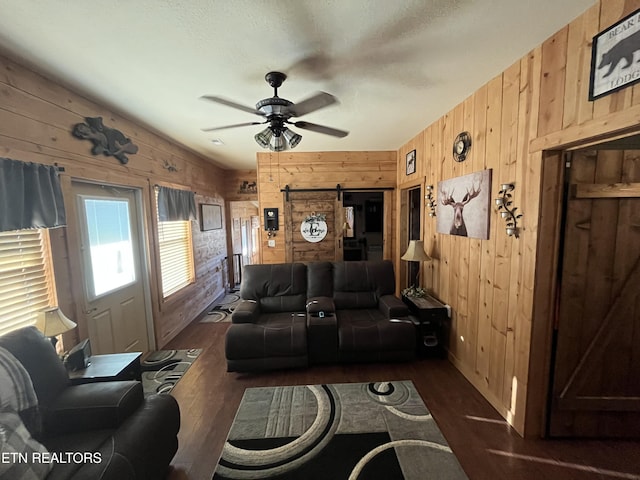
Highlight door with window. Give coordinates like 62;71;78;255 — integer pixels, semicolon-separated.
73;181;149;354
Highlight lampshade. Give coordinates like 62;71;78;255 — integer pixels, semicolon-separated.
401;240;431;262
254;127;273;148
36;307;77;337
282;128;302;148
269;134;286;152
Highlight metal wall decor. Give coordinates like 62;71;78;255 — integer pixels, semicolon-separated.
495;183;523;238
72;116;138;164
425;185;436;217
453;132;472;162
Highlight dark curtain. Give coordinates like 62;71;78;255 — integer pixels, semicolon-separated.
157;186;196;222
0;158;67;232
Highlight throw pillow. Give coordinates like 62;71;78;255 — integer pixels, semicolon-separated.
0;346;41;437
0;410;52;480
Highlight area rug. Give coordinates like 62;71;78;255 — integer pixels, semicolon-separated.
200;293;241;323
140;349;201;396
212;380;468;480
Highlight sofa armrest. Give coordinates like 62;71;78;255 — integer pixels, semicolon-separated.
231;300;260;323
379;295;409;318
306;296;335;314
43;381;143;436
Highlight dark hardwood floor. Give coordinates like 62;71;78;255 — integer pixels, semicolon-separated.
165;320;640;480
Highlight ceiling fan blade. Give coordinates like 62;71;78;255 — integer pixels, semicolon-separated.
293;121;349;138
201;121;264;132
200;95;264;116
289;92;338;117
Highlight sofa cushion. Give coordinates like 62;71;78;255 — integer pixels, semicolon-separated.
332;260;396;310
337;309;416;354
307;261;333;298
225;313;308;360
0;410;52;480
44;381;143;436
241;263;307;313
0;327;69;410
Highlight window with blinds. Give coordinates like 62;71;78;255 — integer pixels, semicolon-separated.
0;229;57;336
157;220;195;298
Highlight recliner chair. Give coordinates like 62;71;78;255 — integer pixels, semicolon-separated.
0;326;180;479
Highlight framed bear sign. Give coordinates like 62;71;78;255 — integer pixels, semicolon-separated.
589;8;640;100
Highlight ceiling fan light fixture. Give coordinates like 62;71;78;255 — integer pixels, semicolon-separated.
269;134;286;152
254;127;273;148
283;128;302;149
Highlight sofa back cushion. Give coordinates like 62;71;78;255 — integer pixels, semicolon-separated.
332;260;396;310
241;263;307;312
0;326;69;409
307;262;333;298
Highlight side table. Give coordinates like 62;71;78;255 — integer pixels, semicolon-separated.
402;294;448;357
68;352;142;385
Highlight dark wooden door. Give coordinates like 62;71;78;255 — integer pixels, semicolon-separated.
285;191;343;263
549;149;640;437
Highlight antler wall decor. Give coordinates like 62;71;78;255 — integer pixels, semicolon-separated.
495;183;523;238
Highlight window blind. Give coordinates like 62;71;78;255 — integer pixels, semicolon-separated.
0;229;56;336
157;220;195;298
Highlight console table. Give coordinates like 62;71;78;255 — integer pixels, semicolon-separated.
69;352;142;385
402;294;448;357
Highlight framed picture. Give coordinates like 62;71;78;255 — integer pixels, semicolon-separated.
436;169;492;240
589;8;640;100
406;149;416;175
200;204;222;231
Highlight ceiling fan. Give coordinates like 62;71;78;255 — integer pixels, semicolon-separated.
201;71;348;152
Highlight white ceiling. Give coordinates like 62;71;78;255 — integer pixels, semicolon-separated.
0;0;596;170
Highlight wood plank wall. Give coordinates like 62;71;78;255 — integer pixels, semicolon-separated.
256;151;397;264
396;0;640;436
0;53;229;348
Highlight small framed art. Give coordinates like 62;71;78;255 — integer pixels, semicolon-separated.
406;149;416;175
200;204;222;231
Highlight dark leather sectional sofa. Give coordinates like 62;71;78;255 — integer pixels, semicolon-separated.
225;260;416;372
0;326;180;479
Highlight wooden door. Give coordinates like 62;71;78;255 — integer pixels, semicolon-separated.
73;181;150;355
285;191;343;262
549;149;640;437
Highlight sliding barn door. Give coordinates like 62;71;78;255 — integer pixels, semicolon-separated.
549;149;640;437
285;191;343;262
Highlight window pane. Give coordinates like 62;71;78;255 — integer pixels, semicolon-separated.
157;220;194;297
83;198;135;298
0;229;56;336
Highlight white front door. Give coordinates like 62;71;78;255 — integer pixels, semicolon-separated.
73;181;150;354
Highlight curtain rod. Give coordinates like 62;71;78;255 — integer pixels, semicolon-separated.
280;184;393;201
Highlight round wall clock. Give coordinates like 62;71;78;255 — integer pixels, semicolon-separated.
453;132;472;162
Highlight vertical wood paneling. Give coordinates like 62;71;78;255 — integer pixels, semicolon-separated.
395;1;640;436
256;150;396;264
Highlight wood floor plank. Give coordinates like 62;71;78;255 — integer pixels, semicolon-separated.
165;321;640;480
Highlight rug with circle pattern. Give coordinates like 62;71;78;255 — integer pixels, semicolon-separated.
141;348;201;396
200;293;241;323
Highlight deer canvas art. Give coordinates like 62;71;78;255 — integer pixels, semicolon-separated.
436;169;492;239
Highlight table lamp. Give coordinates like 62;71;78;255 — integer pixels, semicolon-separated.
36;307;77;350
401;240;431;288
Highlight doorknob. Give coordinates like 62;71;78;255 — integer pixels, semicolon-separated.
85;307;97;314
